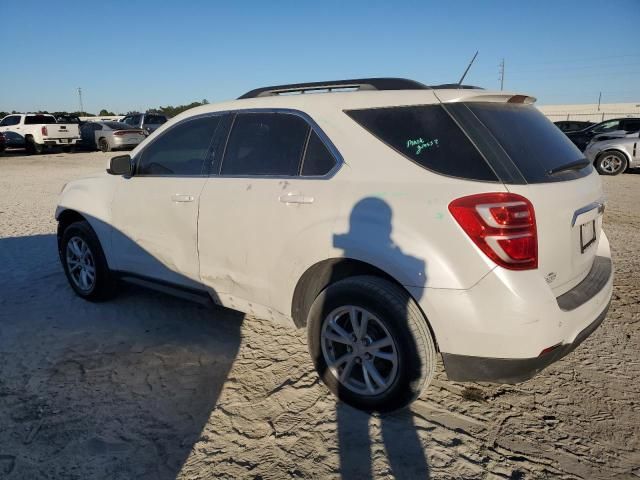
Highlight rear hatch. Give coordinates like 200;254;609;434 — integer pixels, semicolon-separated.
25;115;80;140
112;129;146;144
444;100;604;295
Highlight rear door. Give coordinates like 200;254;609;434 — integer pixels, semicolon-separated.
110;114;222;287
198;110;342;315
455;102;604;295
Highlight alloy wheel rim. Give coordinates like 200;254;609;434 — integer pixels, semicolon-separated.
321;306;399;396
601;155;622;173
66;236;96;292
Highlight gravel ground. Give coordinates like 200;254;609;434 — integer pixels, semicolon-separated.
0;151;639;480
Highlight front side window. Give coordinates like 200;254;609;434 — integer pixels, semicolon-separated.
136;116;221;176
346;105;497;181
0;116;20;126
221;113;309;176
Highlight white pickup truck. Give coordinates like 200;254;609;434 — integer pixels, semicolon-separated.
0;113;81;153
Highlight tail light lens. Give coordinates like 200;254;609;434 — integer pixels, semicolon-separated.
41;126;48;136
448;192;538;270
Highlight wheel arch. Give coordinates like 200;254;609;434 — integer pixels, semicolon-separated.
595;148;631;169
291;257;439;349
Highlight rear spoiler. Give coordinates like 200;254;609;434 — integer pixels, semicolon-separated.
433;90;537;105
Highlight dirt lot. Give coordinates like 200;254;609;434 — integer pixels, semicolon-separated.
0;151;639;480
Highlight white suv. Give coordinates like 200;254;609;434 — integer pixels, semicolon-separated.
56;78;613;411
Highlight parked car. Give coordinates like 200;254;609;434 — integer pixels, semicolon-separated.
80;121;146;152
0;131;5;154
554;120;594;132
56;78;613;412
585;132;640;175
565;117;640;151
120;113;168;134
0;113;81;153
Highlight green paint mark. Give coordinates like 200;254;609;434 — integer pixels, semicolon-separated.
435;212;445;220
406;137;439;155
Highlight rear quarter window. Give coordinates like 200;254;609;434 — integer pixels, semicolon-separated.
345;105;498;182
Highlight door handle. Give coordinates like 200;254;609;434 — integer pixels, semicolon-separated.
171;194;194;203
279;192;314;205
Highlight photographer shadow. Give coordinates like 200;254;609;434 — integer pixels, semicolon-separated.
329;197;430;479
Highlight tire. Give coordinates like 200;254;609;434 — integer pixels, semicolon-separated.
595;151;627;175
59;220;117;301
98;138;111;152
307;275;437;412
25;137;43;155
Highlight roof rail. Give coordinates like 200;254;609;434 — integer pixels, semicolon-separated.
238;78;431;99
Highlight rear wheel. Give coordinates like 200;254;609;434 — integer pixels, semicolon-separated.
25;137;43;154
307;275;436;412
98;138;111;152
59;220;117;301
595;151;627;175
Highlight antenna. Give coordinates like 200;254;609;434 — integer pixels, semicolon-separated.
77;87;84;115
458;51;479;87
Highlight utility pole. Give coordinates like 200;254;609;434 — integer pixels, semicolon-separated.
77;87;84;115
597;91;602;111
499;58;505;91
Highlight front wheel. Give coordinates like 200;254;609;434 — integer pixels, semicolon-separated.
595;151;627;175
59;220;117;301
307;276;437;412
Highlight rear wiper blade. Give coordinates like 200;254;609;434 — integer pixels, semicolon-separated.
548;159;590;175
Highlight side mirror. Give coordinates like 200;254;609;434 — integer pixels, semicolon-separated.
107;154;132;176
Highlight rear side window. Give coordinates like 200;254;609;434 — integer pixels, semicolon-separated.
622;119;640;132
302;131;336;176
346;105;497;181
464;103;587;183
221;113;308;176
145;114;166;125
137;115;221;176
25;115;57;124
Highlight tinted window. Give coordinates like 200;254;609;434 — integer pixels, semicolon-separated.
145;114;167;125
593;120;621;133
346;105;497;181
24;115;57;125
103;121;129;130
622;119;640;132
221;113;309;176
137;116;221;176
465;103;587;183
302;131;336;176
123;115;141;126
0;116;20;126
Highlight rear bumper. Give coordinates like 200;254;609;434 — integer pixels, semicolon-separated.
441;299;610;383
43;138;81;146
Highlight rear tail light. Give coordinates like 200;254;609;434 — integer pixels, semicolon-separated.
114;130;144;136
448;192;538;270
41;126;48;136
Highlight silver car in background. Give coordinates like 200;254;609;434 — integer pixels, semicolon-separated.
80;121;146;152
585;132;640;175
120;113;168;134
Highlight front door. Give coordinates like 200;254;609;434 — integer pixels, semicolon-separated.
110;114;223;288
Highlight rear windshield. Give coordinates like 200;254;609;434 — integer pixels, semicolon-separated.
463;103;587;183
25;115;57;125
104;121;130;130
346;105;498;182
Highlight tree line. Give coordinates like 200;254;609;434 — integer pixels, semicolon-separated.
0;99;210;120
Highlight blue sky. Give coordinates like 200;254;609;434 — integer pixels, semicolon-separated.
1;0;639;113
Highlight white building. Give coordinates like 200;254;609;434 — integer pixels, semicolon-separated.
537;102;640;122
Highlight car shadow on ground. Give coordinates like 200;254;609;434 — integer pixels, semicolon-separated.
0;233;244;478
